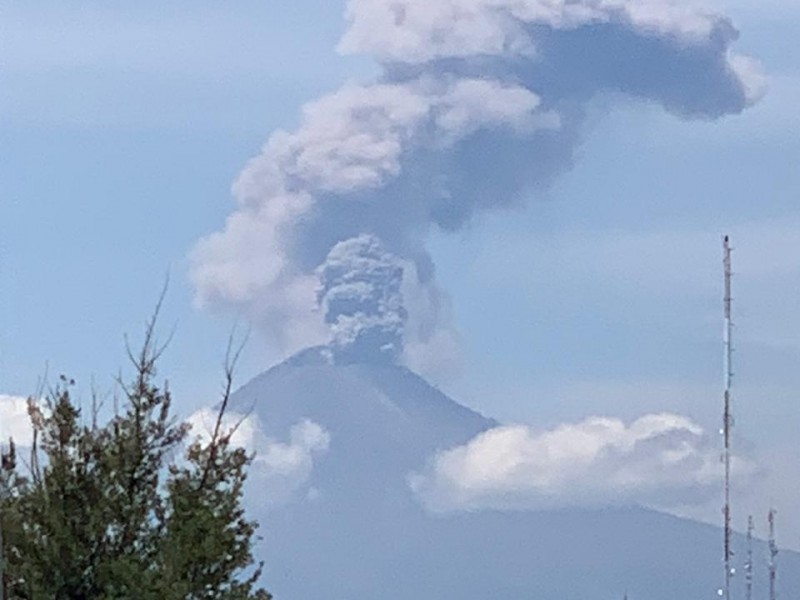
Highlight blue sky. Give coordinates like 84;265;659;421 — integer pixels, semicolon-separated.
2;1;799;543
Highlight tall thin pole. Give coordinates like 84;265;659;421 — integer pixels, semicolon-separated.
768;509;778;600
722;235;734;600
0;440;14;600
0;497;4;600
0;502;4;600
745;516;754;600
0;445;6;600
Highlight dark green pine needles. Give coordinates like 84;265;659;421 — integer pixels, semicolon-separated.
0;319;272;600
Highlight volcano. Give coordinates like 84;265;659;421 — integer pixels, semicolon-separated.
224;347;800;600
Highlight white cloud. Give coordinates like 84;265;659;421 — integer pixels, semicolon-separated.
253;419;330;477
410;413;755;512
340;0;730;64
0;395;33;447
187;409;330;505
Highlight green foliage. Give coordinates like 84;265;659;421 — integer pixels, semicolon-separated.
0;321;271;600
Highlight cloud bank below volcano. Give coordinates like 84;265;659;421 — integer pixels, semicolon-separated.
188;408;330;505
190;0;763;369
0;395;34;447
409;412;757;512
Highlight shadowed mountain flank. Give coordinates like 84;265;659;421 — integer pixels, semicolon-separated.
226;350;800;600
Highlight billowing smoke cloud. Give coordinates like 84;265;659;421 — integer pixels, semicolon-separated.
0;395;34;447
409;413;755;512
317;234;408;364
188;409;330;505
191;0;763;368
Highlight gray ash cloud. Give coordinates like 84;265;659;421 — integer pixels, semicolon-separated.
191;0;763;369
317;234;407;364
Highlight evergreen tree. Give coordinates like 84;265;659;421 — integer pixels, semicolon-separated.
0;314;271;600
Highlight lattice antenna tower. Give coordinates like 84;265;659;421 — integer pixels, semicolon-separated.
0;442;8;600
745;515;754;600
0;441;19;600
768;509;778;600
722;235;735;600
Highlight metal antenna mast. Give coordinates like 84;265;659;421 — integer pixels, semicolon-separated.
722;235;734;600
0;440;17;600
0;484;4;600
768;509;778;600
745;516;754;600
0;444;7;600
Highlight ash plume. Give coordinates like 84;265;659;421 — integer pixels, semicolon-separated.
317;234;408;364
190;0;763;369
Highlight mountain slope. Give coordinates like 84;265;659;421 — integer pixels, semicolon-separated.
231;347;494;499
229;350;800;600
